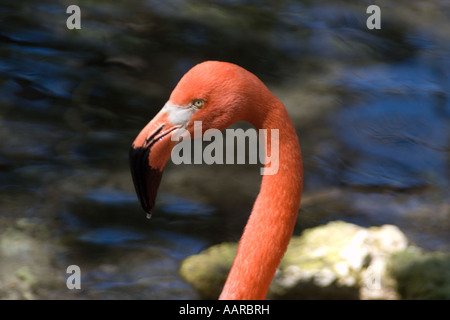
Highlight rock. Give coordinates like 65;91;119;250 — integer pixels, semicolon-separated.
180;221;409;299
0;218;64;299
180;242;237;300
271;221;407;299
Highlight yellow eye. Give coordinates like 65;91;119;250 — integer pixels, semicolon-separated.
192;99;204;108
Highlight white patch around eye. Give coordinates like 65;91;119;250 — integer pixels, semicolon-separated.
162;102;196;127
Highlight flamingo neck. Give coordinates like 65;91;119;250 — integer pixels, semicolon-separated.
219;98;303;300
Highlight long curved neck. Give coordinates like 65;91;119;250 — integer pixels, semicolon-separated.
219;96;303;300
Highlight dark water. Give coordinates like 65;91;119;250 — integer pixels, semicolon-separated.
0;0;449;299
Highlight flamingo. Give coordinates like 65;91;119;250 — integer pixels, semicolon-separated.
129;61;303;300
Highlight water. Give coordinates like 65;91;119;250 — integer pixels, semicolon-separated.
0;0;449;299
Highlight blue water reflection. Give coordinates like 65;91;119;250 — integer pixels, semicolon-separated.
334;95;448;188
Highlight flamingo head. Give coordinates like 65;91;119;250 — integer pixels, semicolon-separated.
129;61;263;216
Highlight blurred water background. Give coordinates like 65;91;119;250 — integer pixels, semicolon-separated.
0;0;449;299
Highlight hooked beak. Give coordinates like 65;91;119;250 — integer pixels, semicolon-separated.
129;110;180;217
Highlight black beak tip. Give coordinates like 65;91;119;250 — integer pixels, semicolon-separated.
129;146;163;218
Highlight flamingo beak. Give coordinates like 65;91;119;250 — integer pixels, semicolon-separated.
129;110;180;217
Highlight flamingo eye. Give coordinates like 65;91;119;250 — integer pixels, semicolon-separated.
192;99;204;109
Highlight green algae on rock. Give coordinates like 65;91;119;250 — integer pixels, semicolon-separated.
388;247;450;299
